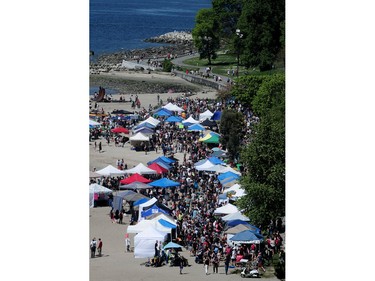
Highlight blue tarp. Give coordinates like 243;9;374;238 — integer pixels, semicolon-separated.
149;178;180;188
158;219;177;229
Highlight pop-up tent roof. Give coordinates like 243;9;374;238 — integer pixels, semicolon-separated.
165;115;183;123
229;230;264;244
200;118;217;127
225;224;252;234
119;181;152;190
89;119;101;126
89;183;112;194
182;116;199;126
129;132;150;142
141;202;171;218
187;123;205;131
154;108;172;117
163;102;184;112
139;116;160;126
147;163;168;174
222;211;250;222
124;163;157;175
213;203;239;215
96;165;126;176
199;109;214;121
211;110;222;121
149;178;180;188
120;173;152;184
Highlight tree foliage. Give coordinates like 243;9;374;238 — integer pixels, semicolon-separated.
212;0;243;40
219;109;244;162
192;8;221;65
162;59;173;72
237;0;285;71
230;75;268;106
237;74;285;227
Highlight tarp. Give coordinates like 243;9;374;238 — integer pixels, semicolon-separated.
120;173;152;184
116;190;148;202
96;165;126;176
149;178;180;188
134;227;167;258
229;230;264;244
124;163;158;175
213;203;239;215
89;183;113;194
200;118;217;127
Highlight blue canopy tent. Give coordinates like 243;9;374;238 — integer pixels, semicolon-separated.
187;123;205;131
211;111;222;121
141;202;171;217
154;108;172;117
163;241;183;250
133;197;150;207
226;220;253;228
220;176;239;185
208;156;225;165
218;171;240;182
159;156;175;163
149;178;180;188
158;219;177;229
229;229;264;244
165;116;183;123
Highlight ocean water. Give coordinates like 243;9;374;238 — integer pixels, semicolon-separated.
90;0;211;56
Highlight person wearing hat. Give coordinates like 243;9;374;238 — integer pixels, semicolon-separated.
90;238;97;258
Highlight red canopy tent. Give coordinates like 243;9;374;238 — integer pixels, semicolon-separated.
111;126;129;134
120;173;151;184
147;163;168;174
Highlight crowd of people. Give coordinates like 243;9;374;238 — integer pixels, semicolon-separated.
90;94;284;274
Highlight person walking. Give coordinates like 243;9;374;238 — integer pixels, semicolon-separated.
125;233;131;252
212;253;219;274
224;253;231;275
179;254;184;274
97;238;103;256
90;237;97;258
98;142;102;153
204;255;210;275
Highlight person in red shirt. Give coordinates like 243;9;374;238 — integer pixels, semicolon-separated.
97;238;103;256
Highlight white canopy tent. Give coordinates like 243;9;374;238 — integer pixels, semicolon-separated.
182;116;199;125
127;219;171;234
124;163;158;175
162;102;184;112
139;116;160;126
129;132;150;147
199;109;214;121
96;165;126;176
89;184;113;208
223;184;246;199
222;211;250;222
89;119;101;126
134;227;167;258
213;203;239;215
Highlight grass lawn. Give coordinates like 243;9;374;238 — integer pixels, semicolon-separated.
182;54;284;78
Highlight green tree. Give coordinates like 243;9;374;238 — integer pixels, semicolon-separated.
237;74;285;227
192;8;221;65
162;59;173;72
212;0;243;40
219;109;244;162
230;75;268;106
237;0;285;71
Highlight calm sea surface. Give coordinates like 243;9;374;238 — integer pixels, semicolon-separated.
90;0;211;56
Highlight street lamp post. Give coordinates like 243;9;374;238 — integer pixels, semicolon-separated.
235;29;243;77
